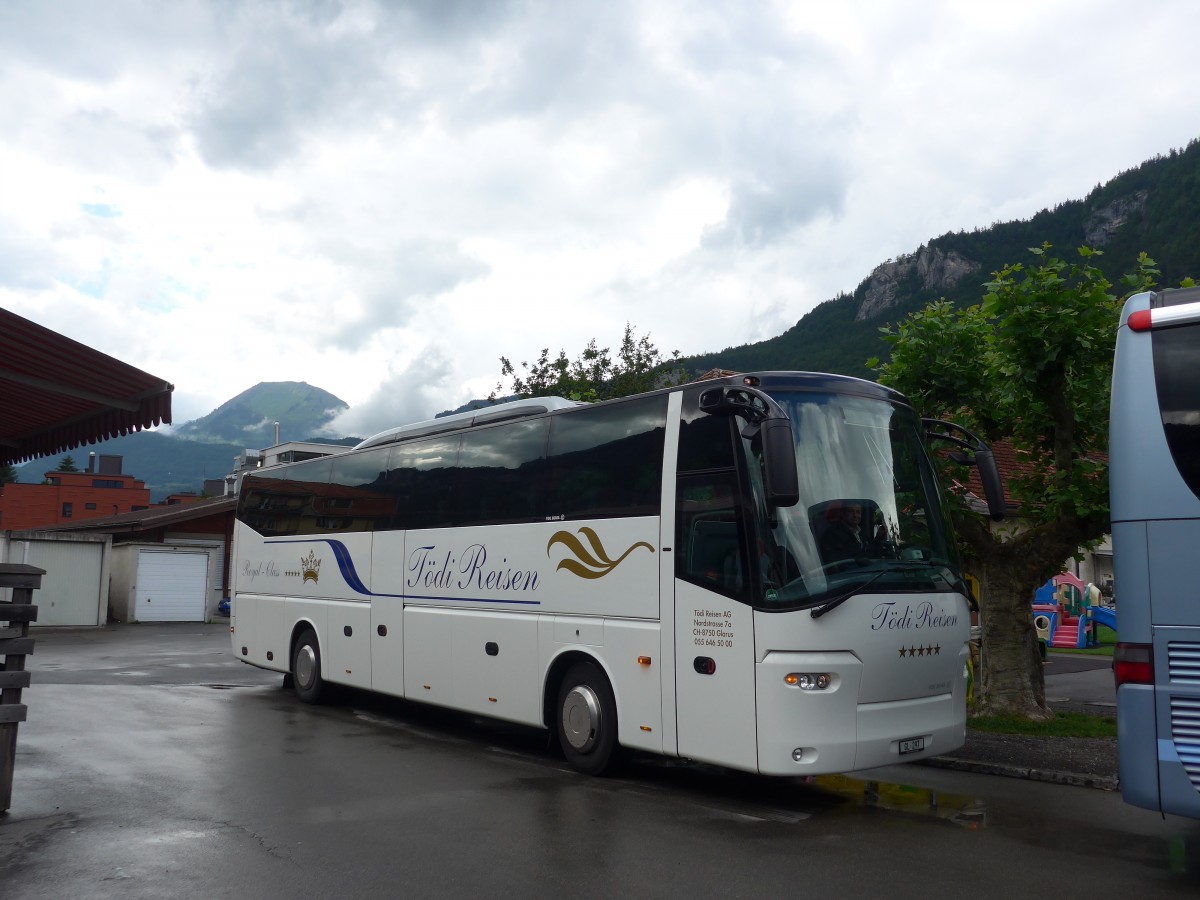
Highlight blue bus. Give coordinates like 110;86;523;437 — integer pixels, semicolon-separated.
1111;286;1200;819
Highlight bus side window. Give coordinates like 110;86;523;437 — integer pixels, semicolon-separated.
676;473;748;599
456;419;548;526
545;396;667;520
386;436;461;530
1154;322;1200;499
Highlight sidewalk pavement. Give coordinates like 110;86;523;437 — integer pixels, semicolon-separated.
923;652;1118;790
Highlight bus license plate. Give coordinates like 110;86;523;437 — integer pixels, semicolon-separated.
898;737;925;755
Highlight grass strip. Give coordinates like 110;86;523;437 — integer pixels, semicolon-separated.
968;710;1116;739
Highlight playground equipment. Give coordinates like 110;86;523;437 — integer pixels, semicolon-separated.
1031;572;1115;651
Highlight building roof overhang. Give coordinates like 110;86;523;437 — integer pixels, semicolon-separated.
32;495;236;535
0;309;173;467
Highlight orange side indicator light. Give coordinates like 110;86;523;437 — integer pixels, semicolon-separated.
637;656;652;667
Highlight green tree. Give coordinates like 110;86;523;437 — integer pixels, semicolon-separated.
873;245;1161;717
55;455;80;473
0;463;17;484
493;323;688;402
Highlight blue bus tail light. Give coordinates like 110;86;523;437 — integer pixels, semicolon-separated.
1114;643;1154;688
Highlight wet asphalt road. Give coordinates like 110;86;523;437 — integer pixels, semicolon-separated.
1;624;1198;899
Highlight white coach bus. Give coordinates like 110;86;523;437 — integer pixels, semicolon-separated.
230;372;1003;776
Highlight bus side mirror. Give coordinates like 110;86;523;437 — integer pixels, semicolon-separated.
922;418;1006;521
973;448;1006;521
761;419;800;508
700;385;800;509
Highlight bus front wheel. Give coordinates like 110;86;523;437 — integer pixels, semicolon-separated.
292;629;324;704
556;661;618;775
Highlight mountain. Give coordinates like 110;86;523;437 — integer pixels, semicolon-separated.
679;139;1200;380
18;382;355;501
174;381;349;446
17;431;244;500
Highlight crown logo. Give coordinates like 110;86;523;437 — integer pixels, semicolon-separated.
301;550;321;584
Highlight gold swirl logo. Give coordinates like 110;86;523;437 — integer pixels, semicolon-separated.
547;527;655;579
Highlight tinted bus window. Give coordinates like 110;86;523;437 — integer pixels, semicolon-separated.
386;436;461;530
457;419;549;525
237;458;332;536
237;467;297;535
325;449;395;532
676;471;749;600
546;395;667;519
678;392;736;472
1154;322;1200;500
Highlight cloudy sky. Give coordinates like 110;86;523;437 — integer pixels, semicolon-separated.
2;0;1197;439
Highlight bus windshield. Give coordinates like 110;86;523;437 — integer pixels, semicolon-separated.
748;390;961;610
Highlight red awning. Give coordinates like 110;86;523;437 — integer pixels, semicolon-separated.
0;308;174;467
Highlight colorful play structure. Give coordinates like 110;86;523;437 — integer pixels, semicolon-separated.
1032;571;1117;652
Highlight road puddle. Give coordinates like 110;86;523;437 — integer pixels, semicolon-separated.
800;773;988;828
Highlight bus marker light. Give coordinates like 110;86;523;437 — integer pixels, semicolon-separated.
1128;310;1153;332
640;725;652;732
638;656;652;667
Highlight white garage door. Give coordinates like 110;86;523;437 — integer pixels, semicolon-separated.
22;539;106;627
135;550;209;622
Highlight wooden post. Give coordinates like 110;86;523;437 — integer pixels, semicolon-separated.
0;563;42;815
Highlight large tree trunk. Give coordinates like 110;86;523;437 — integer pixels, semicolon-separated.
975;558;1050;718
956;516;1102;719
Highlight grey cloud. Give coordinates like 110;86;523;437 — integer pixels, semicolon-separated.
325;342;456;438
188;17;390;170
0;1;213;80
327;238;490;351
704;163;847;248
186;0;521;171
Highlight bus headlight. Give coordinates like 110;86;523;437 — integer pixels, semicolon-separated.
785;672;832;691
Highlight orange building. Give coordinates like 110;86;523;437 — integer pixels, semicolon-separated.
0;455;151;531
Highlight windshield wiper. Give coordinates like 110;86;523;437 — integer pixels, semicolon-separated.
809;567;890;619
808;559;960;620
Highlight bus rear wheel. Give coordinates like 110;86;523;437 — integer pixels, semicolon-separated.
556;661;618;775
292;629;324;704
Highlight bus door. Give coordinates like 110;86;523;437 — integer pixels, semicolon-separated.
673;472;759;770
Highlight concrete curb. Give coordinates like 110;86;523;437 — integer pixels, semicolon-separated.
921;755;1119;791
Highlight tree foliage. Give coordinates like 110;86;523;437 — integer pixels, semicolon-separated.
55;455;79;473
872;245;1163;717
493;324;688;403
0;463;17;484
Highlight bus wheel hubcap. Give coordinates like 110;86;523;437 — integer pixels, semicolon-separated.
295;645;316;688
562;685;601;752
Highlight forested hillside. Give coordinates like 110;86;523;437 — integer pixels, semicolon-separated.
680;139;1200;379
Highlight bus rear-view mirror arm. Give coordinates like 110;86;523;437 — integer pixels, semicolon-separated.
700;386;800;508
922;418;1006;521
